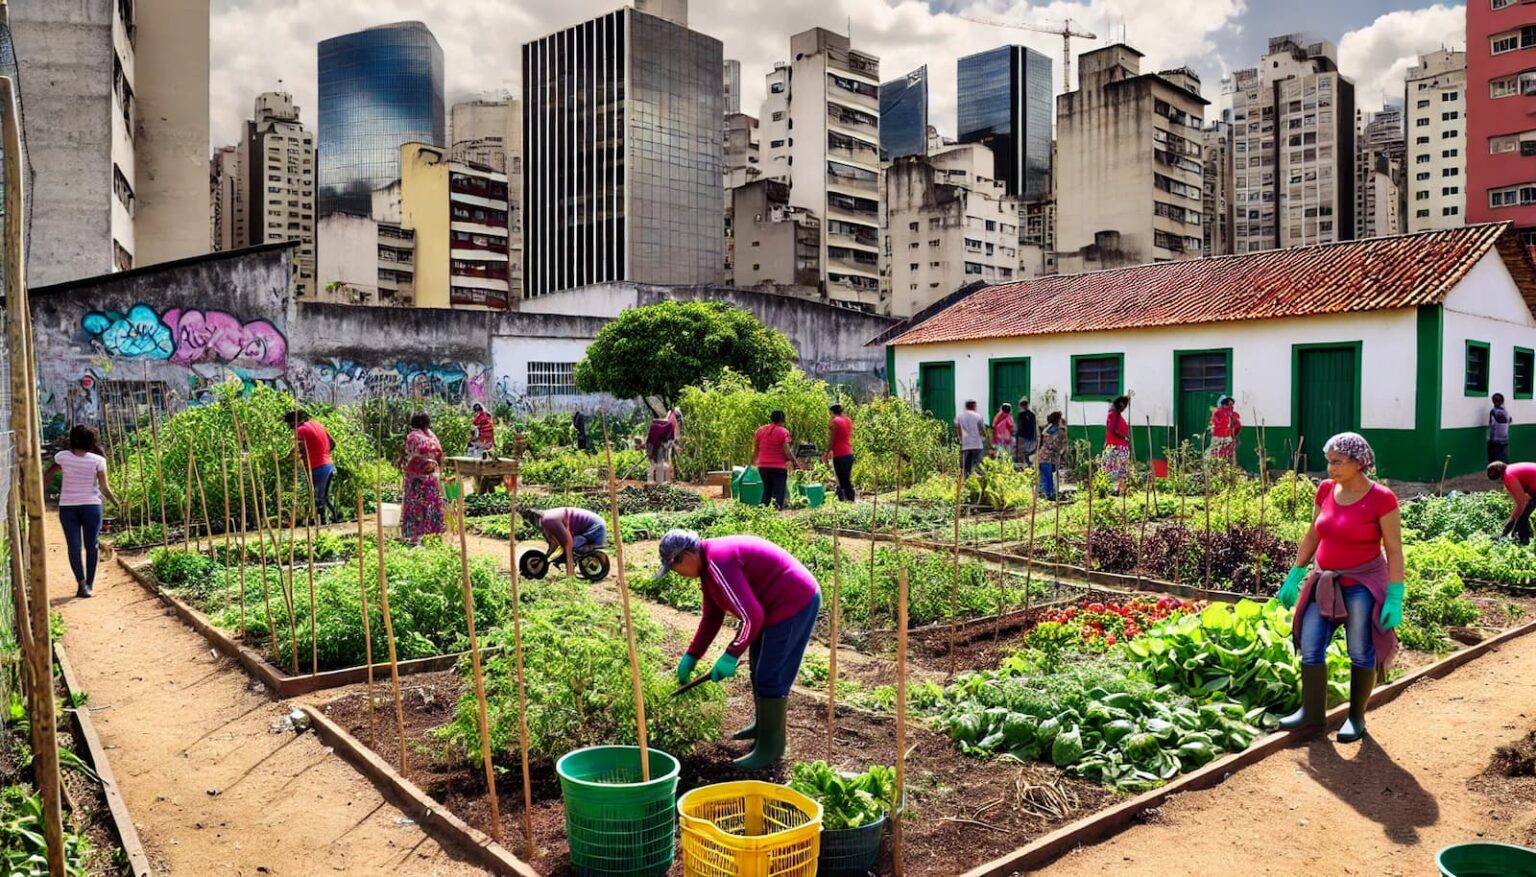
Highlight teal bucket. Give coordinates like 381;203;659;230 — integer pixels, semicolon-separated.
799;483;826;508
1438;842;1536;877
736;466;763;507
557;746;681;877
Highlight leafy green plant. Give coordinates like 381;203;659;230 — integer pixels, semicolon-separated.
0;785;90;877
787;761;896;830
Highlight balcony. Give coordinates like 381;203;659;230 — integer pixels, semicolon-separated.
826;161;879;195
827;132;879;165
828;73;879;112
827;104;878;135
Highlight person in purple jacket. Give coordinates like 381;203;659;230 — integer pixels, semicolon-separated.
658;528;822;769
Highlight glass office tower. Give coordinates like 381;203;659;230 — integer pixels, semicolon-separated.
957;46;1052;199
879;66;928;160
317;21;445;218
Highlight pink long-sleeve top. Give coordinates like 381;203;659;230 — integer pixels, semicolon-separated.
685;535;820;659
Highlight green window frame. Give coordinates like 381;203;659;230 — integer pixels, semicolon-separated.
1070;353;1124;401
1465;340;1491;396
1515;347;1534;400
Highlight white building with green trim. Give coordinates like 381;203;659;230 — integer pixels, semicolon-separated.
881;223;1536;482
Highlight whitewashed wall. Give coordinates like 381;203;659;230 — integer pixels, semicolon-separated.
489;334;621;415
1439;250;1536;430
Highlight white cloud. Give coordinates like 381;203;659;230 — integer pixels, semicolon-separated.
210;0;1245;150
1338;4;1464;113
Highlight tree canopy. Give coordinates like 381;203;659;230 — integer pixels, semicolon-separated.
574;301;797;408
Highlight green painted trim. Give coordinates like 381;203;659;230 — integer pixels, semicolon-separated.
987;356;1031;417
1515;346;1534;400
885;345;896;396
917;359;957;429
1070;352;1125;402
1465;339;1491;397
1171;347;1233;449
1290;341;1364;470
1415;306;1443;460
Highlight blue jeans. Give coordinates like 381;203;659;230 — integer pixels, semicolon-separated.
60;504;103;589
746;592;822;698
310;464;337;524
1299;584;1376;668
571;521;607;555
1039;462;1057;500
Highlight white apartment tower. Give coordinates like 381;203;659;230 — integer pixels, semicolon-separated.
760;28;882;311
1230;35;1357;253
1405;49;1467;232
241;91;316;297
1202;117;1235;256
1355;107;1405;239
210;145;239;252
449;98;523;299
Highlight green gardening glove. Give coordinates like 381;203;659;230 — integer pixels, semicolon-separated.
1277;566;1308;609
1380;583;1405;630
709;652;740;683
676;654;698;686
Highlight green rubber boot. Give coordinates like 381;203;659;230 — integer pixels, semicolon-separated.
731;715;757;741
1336;665;1376;744
733;697;787;770
1279;664;1328;730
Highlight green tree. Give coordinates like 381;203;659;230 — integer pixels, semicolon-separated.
574;301;796;409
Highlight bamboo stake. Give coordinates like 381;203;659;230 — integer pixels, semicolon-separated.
356;486;377;747
600;415;650;781
1290;436;1306;524
274;449;299;674
302;451;319;677
1439;454;1452;497
826;500;841;763
1202;434;1213;592
146;363;168;548
1084;453;1095;573
507;451;536;859
182;447;196;552
133;402;151;535
455;491;502;841
949;459;962;677
193;455;213;556
1136;417;1154;585
995;503;1009;641
1175;425;1187;587
228;430;248;639
249;452;278;653
1256;427;1269;593
868;485;879;651
1024;469;1039;615
892;566;909;877
375;456;409;774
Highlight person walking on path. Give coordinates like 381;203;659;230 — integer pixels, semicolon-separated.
1489;460;1536;544
285;410;339;524
56;425;118;598
1014;398;1039;469
956;399;987;477
1488;393;1513;464
1276;432;1404;743
823;404;855;502
645;407;680;484
1038;411;1066;501
1209;396;1242;465
519;506;607;569
991;403;1015;462
1101;396;1133;494
661;529;822;769
752;410;798;510
400;413;446;546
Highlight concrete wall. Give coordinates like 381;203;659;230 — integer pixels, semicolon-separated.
315;215;378;299
132;0;211;266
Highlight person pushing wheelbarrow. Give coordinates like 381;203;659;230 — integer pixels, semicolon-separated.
658;528;822;769
520;506;607;573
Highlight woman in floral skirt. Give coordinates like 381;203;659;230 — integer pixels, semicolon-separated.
401;412;445;545
1101;395;1132;494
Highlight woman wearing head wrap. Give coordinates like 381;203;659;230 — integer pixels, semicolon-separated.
1275;432;1405;743
657;528;821;769
1209;396;1242;464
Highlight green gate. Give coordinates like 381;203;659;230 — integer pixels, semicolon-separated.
989;358;1030;418
1295;344;1360;471
919;361;956;432
1176;350;1230;451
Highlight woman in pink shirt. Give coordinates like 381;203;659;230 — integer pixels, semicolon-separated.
1488;460;1536;544
56;425;118;598
1101;395;1133;495
660;529;821;769
751;410;798;511
1276;432;1404;743
991;403;1015;462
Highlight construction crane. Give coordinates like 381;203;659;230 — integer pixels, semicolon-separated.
958;15;1098;92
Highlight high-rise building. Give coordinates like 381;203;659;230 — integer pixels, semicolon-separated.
1230;35;1357;253
522;4;724;297
957;45;1053;200
723;59;742;115
760;28;882;310
1054;45;1207;273
396;143;510;310
883;143;1020;317
730;180;822;293
1467;3;1536;250
210;145;240;252
723;112;761;283
240;92;316;297
449;98;523;299
879;66;928;161
1202;116;1235;256
317;21;445;218
1355;106;1405;239
11;0;211;285
1405;49;1467;233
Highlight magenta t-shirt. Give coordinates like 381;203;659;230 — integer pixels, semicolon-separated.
1503;462;1536;496
686;535;820;659
1314;480;1399;570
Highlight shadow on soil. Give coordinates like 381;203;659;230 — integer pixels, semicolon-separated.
1302;735;1440;844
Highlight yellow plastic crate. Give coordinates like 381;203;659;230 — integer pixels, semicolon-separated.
678;781;822;877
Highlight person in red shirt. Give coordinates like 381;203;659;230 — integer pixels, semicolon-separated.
471;403;495;452
751;410;798;510
284;410;337;524
821;403;855;502
1276;432;1404;743
1101;396;1132;495
1209;396;1241;465
1488;460;1536;544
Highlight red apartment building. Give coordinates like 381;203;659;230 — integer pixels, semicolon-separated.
1468;0;1536;251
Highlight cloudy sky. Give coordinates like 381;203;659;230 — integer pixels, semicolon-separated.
209;0;1467;149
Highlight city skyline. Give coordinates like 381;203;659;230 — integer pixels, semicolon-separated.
209;0;1467;151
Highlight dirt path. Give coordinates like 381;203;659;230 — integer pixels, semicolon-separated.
44;517;491;876
1037;631;1536;877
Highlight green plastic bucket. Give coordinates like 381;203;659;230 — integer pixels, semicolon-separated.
1438;842;1536;876
737;467;763;507
730;466;747;499
799;483;826;508
557;745;681;877
817;815;885;876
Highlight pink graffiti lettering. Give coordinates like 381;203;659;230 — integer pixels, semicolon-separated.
162;308;287;374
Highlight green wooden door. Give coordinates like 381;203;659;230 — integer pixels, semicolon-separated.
1177;351;1229;448
989;358;1030;417
919;362;956;431
1296;346;1358;470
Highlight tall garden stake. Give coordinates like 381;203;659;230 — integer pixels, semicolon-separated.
455;491;502;842
507;447;536;858
193;454;214;557
1439;454;1452;497
601;415;651;780
1202;434;1213;591
1256;428;1269;593
826;497;841;763
182;448;196;552
1084;454;1095;574
374;460;409;774
132;405;152;534
867;484;879;651
273;449;300;674
1174;425;1187;587
892;565;909;877
218;435;244;637
248;452;277;653
1290;437;1306;523
302;448;320;677
995;502;1009;641
146;362;169;548
949;458;963;677
1024;471;1039;616
356;491;377;748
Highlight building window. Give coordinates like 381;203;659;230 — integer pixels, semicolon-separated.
526;362;577;396
1416;191;1430;201
1443;206;1460;216
1442;129;1458;139
1072;354;1123;401
1516;348;1535;400
1443;186;1460;195
1416;136;1430;145
1489;184;1536;207
1416;154;1430;164
769;81;785;94
1416;117;1430;127
1417;99;1431;109
1417;172;1431;181
1443;167;1460;177
1416;209;1430;218
1494;0;1511;8
1443;90;1460;101
1441;111;1460;121
1467;341;1491;396
1443;148;1459;158
771;111;784;121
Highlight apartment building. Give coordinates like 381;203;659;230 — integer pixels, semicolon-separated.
241;91;316;297
449;98;523;299
957;45;1053;200
1202;117;1235;256
1356;106;1405;239
1405;49;1468;232
397;143;510;310
1467;0;1536;249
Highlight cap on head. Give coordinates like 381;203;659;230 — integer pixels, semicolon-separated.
655;528;701;579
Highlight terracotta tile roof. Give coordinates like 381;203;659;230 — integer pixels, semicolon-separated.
889;223;1535;347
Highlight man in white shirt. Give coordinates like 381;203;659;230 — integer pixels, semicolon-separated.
955;399;988;476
